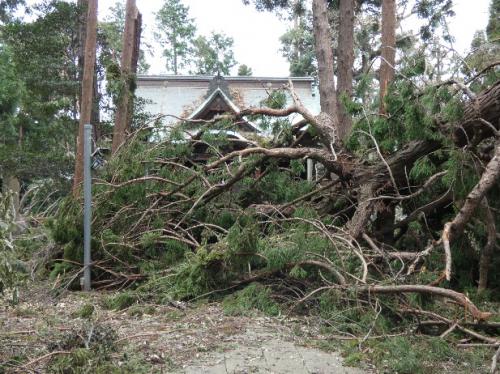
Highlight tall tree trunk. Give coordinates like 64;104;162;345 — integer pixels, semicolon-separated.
128;11;142;128
336;0;355;141
112;0;141;154
78;1;100;141
92;63;101;141
77;0;87;89
73;0;98;196
379;0;396;114
312;0;339;142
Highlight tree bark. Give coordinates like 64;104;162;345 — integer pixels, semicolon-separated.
379;0;396;114
127;10;142;129
73;0;98;196
77;0;87;93
478;203;496;292
453;80;500;147
312;0;339;143
112;0;141;154
77;0;100;142
336;0;355;141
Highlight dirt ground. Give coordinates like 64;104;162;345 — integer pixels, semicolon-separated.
0;285;367;373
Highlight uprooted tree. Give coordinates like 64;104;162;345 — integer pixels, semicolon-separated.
45;0;499;357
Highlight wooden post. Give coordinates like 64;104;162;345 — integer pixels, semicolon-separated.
112;0;142;154
73;0;98;196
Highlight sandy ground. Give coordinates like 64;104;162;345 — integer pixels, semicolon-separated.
0;286;366;373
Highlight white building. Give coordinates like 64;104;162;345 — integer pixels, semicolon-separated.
135;74;321;178
135;74;320;133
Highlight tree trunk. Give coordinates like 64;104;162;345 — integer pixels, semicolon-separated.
478;203;496;292
77;0;99;141
77;0;87;92
379;0;396;114
336;0;355;141
92;63;101;141
312;0;339;143
2;175;20;219
112;0;141;154
127;11;142;129
73;0;98;196
453;80;500;147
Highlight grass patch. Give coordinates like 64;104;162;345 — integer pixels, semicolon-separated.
102;292;138;311
335;335;491;373
73;303;95;319
222;283;281;316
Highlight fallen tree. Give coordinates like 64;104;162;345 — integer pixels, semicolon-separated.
45;69;500;355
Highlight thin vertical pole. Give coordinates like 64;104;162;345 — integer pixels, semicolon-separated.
83;124;92;291
307;158;314;182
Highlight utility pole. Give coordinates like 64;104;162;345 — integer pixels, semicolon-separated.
112;0;142;154
73;0;98;196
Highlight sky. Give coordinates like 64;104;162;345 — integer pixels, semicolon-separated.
99;0;491;77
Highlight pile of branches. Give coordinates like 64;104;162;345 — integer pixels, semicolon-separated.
49;75;500;357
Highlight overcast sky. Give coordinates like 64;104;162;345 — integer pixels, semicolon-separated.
97;0;491;77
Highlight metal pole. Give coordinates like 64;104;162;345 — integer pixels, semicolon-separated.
83;124;92;291
307;158;314;182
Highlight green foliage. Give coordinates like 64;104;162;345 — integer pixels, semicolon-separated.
0;1;77;190
103;292;138;311
486;0;500;41
415;0;455;42
170;246;232;299
442;150;480;200
237;64;253;76
222;283;281;316
49;262;75;281
409;156;437;182
74;303;95;319
0;0;24;23
259;170;313;203
354;336;487;374
227;216;259;254
100;1;150;74
279;12;316;77
0;192;26;303
190;32;237;75
155;0;196;74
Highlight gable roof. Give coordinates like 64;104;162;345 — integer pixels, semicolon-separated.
187;87;261;133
